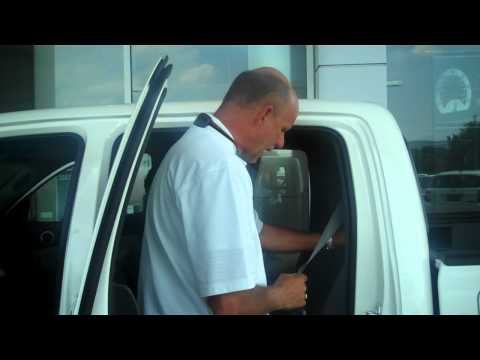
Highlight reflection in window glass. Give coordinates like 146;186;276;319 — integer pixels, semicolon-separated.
127;153;152;214
28;167;72;222
131;45;307;102
52;45;124;108
387;45;480;252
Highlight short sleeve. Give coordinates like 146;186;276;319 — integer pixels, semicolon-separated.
177;162;260;298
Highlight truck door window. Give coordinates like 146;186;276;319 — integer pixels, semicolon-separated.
27;167;73;222
0;134;84;314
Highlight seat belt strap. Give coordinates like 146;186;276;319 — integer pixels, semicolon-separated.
297;202;344;274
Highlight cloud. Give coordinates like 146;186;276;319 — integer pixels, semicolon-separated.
413;45;434;55
412;45;480;56
131;45;201;89
178;63;216;85
53;45;124;107
133;45;192;57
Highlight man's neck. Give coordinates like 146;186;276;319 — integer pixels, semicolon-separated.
213;106;250;153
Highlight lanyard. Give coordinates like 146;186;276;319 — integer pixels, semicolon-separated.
193;113;236;146
194;113;247;161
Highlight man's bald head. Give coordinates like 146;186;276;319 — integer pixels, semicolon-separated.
220;67;296;113
214;67;299;163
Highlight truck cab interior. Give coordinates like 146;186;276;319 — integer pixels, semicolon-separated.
110;125;356;315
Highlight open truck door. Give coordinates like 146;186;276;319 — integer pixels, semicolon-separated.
63;57;172;315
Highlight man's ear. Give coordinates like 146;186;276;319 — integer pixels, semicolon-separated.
254;104;274;127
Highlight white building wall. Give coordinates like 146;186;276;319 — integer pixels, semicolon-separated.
315;45;387;108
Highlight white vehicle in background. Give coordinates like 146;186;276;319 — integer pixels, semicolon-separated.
0;58;479;315
418;173;434;202
424;170;480;215
418;173;434;191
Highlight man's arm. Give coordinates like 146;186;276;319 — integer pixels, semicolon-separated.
260;224;345;252
207;273;307;315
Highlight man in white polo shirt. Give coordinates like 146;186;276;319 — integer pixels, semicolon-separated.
138;67;340;314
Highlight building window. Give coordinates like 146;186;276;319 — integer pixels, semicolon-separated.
387;45;480;254
54;45;125;108
131;45;307;103
11;45;307;112
34;45;125;109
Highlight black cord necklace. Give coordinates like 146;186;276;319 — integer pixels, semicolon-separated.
194;113;246;161
193;113;236;145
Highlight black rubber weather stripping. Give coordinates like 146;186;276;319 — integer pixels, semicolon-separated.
333;133;357;315
54;134;86;314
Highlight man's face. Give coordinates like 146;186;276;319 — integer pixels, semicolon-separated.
244;98;298;163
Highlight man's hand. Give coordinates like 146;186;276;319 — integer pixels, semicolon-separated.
207;272;308;315
271;273;308;310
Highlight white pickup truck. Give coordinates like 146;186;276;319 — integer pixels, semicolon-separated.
0;58;478;315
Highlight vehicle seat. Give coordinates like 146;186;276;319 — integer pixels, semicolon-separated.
110;282;139;315
253;150;310;284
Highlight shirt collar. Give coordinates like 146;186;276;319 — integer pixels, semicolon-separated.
207;114;235;141
206;113;246;165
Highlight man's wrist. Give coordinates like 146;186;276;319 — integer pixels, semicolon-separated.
266;284;283;312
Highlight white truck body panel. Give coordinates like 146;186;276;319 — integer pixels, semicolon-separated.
436;260;480;315
0;100;434;314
